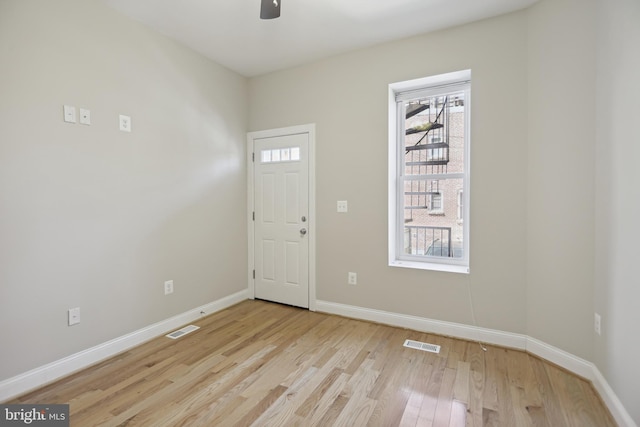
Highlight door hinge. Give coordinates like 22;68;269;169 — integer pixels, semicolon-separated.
253;269;255;279
252;152;255;162
252;211;255;221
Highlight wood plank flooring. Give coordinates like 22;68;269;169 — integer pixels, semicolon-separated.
10;300;616;426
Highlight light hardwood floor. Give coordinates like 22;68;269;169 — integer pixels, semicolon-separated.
11;300;616;426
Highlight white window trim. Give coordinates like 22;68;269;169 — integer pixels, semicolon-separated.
388;70;471;274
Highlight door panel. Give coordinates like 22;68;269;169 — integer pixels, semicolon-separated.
254;133;309;308
285;241;300;285
262;239;275;280
285;173;299;224
261;173;275;223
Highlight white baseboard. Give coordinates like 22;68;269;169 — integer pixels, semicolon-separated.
0;289;248;403
591;368;638;427
525;337;594;380
316;300;528;350
316;300;637;427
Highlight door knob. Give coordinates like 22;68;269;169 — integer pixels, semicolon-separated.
300;228;307;235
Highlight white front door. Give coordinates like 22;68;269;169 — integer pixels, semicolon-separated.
252;131;309;308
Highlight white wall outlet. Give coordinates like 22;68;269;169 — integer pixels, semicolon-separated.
337;200;348;213
63;105;76;123
79;108;91;125
68;307;80;326
348;272;357;285
119;114;131;132
594;313;601;335
164;280;174;295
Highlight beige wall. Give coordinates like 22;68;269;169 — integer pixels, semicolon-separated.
250;12;529;332
526;0;597;360
594;0;640;422
0;0;248;380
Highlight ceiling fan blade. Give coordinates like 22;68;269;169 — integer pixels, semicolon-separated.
260;0;281;19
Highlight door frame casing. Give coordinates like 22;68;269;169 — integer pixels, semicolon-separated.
247;124;316;311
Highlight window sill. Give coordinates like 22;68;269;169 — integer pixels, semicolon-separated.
389;260;469;274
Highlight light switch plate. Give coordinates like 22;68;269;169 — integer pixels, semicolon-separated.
63;105;76;123
68;307;80;326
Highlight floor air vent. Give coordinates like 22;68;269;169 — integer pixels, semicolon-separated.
403;339;441;354
166;325;200;339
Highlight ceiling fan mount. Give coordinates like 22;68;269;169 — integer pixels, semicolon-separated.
260;0;281;19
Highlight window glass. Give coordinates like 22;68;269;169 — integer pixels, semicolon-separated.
261;150;272;163
260;147;301;164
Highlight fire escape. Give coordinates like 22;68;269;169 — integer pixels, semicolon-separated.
404;96;453;256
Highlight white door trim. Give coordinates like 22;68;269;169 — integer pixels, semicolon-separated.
247;124;316;311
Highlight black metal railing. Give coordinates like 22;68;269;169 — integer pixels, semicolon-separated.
404;225;453;257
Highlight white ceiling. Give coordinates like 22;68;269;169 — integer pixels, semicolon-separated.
102;0;539;77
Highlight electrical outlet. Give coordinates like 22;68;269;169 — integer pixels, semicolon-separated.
594;313;601;335
337;200;348;213
119;114;131;132
79;108;91;125
164;280;174;295
68;307;80;326
348;272;357;285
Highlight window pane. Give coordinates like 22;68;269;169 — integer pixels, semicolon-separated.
402;90;466;260
430;192;442;211
280;148;290;161
261;150;271;163
271;149;281;162
404;91;465;177
403;178;463;257
290;147;300;160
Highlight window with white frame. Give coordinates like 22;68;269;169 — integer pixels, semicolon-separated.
388;70;470;273
428;191;442;214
